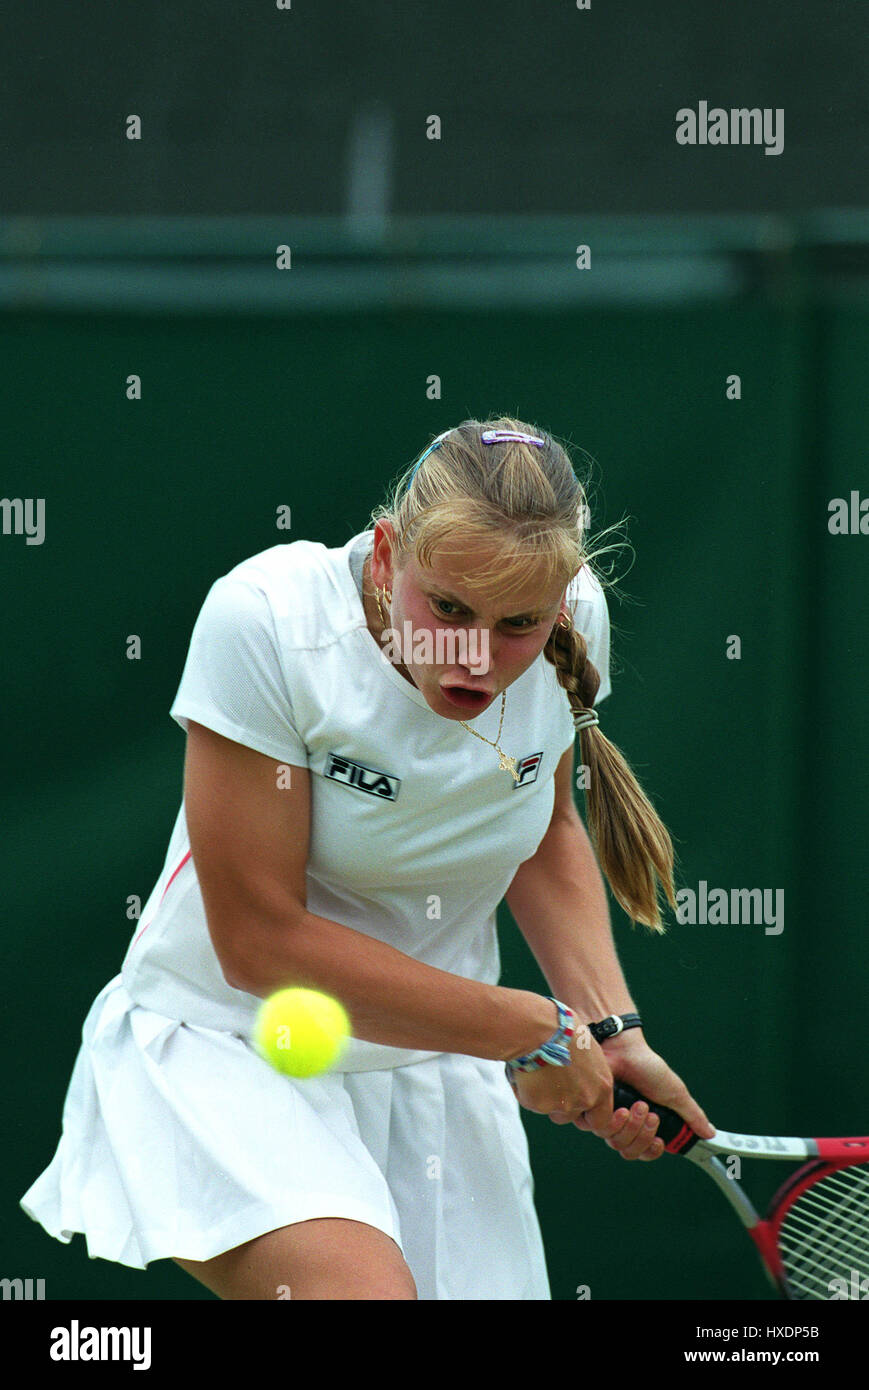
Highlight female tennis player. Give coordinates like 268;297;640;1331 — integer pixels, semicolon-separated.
21;416;713;1300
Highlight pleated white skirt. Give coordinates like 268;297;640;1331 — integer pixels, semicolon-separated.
19;975;550;1300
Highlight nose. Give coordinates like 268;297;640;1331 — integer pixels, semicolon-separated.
456;623;493;677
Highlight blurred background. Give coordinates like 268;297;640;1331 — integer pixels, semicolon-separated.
2;1;867;1301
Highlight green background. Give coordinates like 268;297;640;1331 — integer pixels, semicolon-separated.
3;229;868;1300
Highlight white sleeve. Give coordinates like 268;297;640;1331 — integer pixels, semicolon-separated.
565;565;612;703
169;576;309;766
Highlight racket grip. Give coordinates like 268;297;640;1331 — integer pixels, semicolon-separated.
612;1082;699;1154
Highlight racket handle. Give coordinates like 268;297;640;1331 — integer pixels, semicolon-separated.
612;1082;700;1154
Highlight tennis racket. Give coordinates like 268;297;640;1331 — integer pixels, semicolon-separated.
613;1082;869;1300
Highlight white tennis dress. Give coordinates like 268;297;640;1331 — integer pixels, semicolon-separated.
20;529;611;1300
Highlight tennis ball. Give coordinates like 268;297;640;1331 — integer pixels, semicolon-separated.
253;988;350;1078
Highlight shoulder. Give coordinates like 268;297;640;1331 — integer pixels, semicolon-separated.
207;538;360;652
222;540;331;606
564;565;611;701
564;564;608;632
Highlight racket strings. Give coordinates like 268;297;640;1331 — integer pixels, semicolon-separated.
777;1163;869;1299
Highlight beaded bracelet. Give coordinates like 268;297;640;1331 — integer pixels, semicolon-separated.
504;997;578;1081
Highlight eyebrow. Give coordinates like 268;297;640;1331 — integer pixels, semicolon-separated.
427;585;550;621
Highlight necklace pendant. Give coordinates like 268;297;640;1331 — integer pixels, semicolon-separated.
498;751;518;779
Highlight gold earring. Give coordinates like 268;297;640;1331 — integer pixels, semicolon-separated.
556;613;571;630
375;585;392;626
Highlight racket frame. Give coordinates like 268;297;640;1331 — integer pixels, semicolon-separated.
612;1083;869;1299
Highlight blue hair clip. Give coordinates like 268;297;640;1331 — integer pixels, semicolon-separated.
407;429;453;487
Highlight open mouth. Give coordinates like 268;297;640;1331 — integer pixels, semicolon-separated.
440;685;492;711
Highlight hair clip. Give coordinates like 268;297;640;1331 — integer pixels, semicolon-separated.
481;430;546;447
407;430;454;486
408;427;548;490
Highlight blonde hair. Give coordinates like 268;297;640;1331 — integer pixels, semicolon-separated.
368;415;678;932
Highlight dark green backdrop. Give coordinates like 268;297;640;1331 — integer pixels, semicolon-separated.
3;262;868;1300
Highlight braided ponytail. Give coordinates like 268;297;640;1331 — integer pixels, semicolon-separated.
544;620;677;932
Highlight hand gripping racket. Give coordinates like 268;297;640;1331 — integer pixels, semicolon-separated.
613;1082;869;1300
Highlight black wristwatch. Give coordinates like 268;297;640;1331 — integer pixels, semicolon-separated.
588;1013;643;1043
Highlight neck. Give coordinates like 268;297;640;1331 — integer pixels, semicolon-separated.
360;553;380;634
361;554;415;687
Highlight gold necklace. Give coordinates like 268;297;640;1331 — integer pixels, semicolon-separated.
373;582;520;783
460;691;519;783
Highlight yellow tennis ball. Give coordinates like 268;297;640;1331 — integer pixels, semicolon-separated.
253;988;350;1078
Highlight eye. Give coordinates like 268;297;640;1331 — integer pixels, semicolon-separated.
432;597;463;618
432;598;538;630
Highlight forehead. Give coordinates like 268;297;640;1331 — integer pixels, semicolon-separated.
412;544;565;613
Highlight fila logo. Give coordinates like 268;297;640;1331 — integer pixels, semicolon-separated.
326;754;400;800
513;752;544;788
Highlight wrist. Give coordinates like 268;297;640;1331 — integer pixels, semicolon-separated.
504;996;578;1073
598;1024;646;1051
502;992;561;1063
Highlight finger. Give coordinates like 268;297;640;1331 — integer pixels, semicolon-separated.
581;1096;617;1134
598;1105;634;1140
680;1098;715;1139
656;1084;715;1140
601;1102;662;1158
559;1098;615;1129
638;1138;667;1161
613;1109;663;1160
586;1099;642;1142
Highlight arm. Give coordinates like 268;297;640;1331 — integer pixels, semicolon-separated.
184;720;561;1063
504;746;636;1025
505;745;714;1142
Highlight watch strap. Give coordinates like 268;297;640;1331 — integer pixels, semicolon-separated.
588;1013;643;1043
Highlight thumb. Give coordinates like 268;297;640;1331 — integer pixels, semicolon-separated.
667;1089;715;1140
